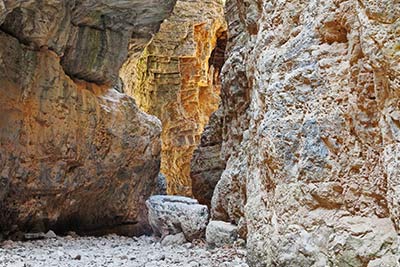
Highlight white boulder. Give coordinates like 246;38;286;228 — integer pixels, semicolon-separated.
146;195;209;241
206;220;238;247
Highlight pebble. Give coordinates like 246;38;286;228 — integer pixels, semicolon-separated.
0;235;248;267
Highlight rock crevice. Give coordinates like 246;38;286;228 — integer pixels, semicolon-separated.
121;0;227;196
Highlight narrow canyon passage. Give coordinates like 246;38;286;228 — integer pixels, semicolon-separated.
120;0;227;196
1;0;400;267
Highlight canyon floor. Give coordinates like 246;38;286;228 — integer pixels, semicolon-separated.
0;235;248;267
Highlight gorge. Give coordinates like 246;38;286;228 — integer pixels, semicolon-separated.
1;0;400;267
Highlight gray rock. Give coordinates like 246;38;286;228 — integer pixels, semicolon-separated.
146;195;209;241
44;230;57;239
161;233;186;246
191;110;226;207
155;173;167;195
187;261;200;267
206;220;237;247
24;232;46;240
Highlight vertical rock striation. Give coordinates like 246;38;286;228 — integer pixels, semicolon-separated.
120;0;227;196
0;0;176;237
190;109;226;207
194;0;400;266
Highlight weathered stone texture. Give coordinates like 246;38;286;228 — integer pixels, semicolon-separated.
190;109;226;207
146;195;209;241
1;0;177;84
206;220;238;247
121;0;227;196
194;0;400;266
0;0;176;237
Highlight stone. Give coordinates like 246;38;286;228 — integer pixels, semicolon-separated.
120;0;227;196
5;234;254;267
0;240;14;249
146;195;209;241
161;232;186;246
188;261;200;267
192;0;400;265
368;256;400;267
73;255;81;261
23;232;46;241
44;230;57;239
0;0;176;237
66;232;79;238
191;109;226;207
206;220;237;247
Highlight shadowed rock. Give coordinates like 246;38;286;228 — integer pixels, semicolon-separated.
0;0;176;237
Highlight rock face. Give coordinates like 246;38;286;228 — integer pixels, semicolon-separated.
154;173;168;195
146;195;209;241
193;0;400;266
191;109;226;207
121;0;227;196
206;220;237;247
0;0;176;236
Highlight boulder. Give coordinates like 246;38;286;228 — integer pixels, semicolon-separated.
146;195;209;241
161;232;186;246
23;232;46;241
44;230;57;239
24;230;57;240
206;220;237;247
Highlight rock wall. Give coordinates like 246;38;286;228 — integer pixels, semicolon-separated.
120;0;227;196
0;0;176;237
191;109;226;207
194;0;400;266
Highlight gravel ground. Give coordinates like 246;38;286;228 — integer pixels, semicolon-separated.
0;235;248;267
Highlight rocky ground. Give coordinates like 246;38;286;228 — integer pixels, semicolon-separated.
0;234;248;267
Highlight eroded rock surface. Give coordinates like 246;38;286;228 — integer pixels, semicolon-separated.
194;0;400;266
121;0;227;196
0;0;176;236
206;220;237;247
191;109;226;207
146;195;209;241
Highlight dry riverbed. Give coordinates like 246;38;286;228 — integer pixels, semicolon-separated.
0;234;248;267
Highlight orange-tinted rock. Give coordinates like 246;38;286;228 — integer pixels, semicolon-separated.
0;0;176;237
121;0;227;196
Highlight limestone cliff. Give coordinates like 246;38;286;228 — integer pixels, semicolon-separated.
120;0;227;196
0;0;176;237
194;0;400;266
